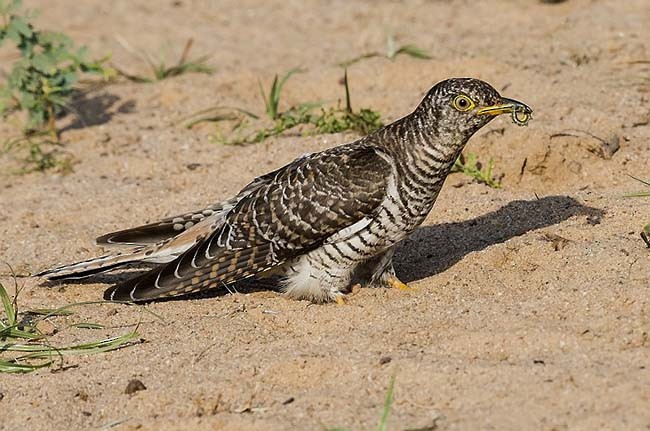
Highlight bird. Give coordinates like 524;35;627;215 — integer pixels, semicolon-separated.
38;78;532;303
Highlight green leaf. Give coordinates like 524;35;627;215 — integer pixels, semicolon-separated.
38;31;71;47
8;15;31;38
31;53;56;73
5;21;20;42
75;45;88;61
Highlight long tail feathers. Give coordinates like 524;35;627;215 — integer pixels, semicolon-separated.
36;249;152;280
104;241;275;302
37;212;227;291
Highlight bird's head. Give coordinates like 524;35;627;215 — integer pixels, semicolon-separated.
418;77;532;144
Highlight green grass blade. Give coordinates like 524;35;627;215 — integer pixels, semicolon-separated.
642;224;650;248
185;113;239;129
258;76;273;119
395;44;432;60
641;223;650;248
0;358;53;373
624;175;650;197
70;322;104;330
269;74;280;118
273;67;305;118
178;105;260;128
386;33;396;59
28;300;125;318
628;174;650;187
0;325;43;340
0;281;17;327
376;375;396;431
1;342;56;352
276;67;303;99
59;329;140;354
112;66;154;83
338;52;381;68
27;307;74;316
10;328;140;359
343;68;352;113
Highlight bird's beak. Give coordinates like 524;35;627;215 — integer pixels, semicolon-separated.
476;98;533;125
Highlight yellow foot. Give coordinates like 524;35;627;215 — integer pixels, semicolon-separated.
387;276;415;291
335;296;347;305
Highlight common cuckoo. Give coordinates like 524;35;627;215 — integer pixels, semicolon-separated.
38;78;532;303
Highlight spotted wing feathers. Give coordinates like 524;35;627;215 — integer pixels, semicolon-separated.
106;145;392;301
95;199;239;246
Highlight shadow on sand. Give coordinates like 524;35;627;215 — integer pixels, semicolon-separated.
395;195;603;283
60;92;136;133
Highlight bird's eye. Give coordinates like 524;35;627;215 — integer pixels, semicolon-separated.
452;95;475;112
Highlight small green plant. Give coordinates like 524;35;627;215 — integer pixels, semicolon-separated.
340;33;431;67
0;0;113;140
624;175;650;248
327;375;396;431
452;152;501;188
22;139;73;173
0;274;140;373
259;67;305;120
113;37;214;83
184;69;383;145
313;70;383;136
2;134;74;174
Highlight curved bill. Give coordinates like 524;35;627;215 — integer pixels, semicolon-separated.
477;97;533;126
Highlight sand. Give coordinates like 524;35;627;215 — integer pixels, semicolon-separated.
0;0;649;429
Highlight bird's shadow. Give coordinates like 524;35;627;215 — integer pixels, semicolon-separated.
40;195;603;302
394;195;603;283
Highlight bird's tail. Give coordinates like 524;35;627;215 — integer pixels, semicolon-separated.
36;248;163;280
37;214;223;282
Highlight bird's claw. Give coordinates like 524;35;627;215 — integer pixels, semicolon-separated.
387;276;415;291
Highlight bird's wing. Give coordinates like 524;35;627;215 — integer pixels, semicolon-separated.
105;145;393;301
95;166;284;246
95;200;239;246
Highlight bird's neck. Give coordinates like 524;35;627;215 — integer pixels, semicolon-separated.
378;109;467;182
367;109;470;224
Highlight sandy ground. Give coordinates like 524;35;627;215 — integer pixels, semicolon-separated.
1;0;649;430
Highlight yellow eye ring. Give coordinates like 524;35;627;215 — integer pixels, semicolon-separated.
452;94;475;112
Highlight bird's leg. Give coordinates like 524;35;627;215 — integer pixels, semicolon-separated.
352;246;415;291
373;251;415;291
